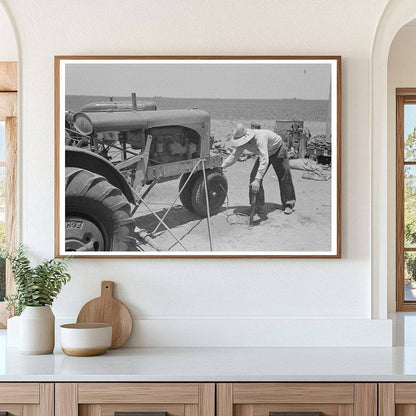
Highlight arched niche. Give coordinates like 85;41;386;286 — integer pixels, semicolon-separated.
371;0;416;319
0;0;19;327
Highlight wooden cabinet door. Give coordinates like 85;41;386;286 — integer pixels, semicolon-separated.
55;383;215;416
217;383;377;416
379;383;416;416
0;383;53;416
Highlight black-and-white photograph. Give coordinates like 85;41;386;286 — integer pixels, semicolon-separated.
56;57;341;257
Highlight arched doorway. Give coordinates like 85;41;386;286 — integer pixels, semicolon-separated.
371;0;416;319
0;0;18;327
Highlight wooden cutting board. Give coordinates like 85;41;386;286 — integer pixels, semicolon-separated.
76;281;133;349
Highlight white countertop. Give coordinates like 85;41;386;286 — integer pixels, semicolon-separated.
1;328;416;382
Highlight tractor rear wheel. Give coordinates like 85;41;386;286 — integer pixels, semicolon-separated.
179;172;199;212
65;167;136;252
191;169;228;217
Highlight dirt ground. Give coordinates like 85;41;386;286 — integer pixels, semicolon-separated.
133;119;332;253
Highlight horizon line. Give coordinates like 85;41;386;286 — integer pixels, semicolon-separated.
65;94;329;101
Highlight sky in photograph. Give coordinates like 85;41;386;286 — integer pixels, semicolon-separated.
65;61;332;100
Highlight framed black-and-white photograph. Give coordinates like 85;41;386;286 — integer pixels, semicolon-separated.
55;56;341;258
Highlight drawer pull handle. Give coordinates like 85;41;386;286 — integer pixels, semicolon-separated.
270;413;324;416
115;412;168;416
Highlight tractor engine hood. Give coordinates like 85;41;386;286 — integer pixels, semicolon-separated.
74;111;147;135
73;108;210;135
81;100;157;112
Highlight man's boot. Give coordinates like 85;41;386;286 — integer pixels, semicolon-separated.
256;205;268;220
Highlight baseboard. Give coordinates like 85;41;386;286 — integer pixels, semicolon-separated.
56;317;392;347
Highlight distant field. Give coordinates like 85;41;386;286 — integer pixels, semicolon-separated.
66;95;329;139
66;95;329;120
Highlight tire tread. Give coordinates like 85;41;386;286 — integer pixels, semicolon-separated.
65;167;136;251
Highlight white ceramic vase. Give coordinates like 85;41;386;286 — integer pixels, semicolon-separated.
6;315;20;347
19;306;55;354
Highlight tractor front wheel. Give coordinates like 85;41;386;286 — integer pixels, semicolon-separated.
65;167;136;252
178;172;199;212
191;169;228;217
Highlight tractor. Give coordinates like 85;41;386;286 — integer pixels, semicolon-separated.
65;95;228;252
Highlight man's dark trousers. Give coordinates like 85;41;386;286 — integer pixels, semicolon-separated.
249;144;296;211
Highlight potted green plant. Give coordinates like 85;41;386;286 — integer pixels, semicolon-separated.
1;246;71;354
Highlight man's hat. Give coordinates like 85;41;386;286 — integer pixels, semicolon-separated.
230;123;255;147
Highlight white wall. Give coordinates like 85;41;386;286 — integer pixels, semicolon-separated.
387;25;416;312
0;0;393;346
0;4;16;61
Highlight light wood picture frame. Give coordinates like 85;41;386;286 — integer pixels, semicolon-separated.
55;56;341;258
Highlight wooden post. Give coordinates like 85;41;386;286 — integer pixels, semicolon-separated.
379;383;395;416
0;62;17;92
217;384;233;416
5;116;17;289
56;383;78;416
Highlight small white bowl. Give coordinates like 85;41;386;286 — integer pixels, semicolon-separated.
60;323;112;356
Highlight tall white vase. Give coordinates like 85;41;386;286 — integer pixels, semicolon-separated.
19;306;55;354
6;315;20;347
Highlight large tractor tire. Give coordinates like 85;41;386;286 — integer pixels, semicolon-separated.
190;169;228;217
65;167;136;252
178;172;199;212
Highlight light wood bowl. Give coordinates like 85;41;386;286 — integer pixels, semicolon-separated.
60;323;112;357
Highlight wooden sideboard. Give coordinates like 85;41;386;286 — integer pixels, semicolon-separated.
0;382;414;416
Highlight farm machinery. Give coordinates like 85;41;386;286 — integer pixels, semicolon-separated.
274;120;311;159
64;94;228;252
274;120;331;164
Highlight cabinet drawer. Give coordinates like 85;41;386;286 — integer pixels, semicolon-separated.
78;383;200;404
217;383;376;416
56;383;215;416
0;383;39;404
379;383;416;416
0;383;53;416
80;403;185;416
